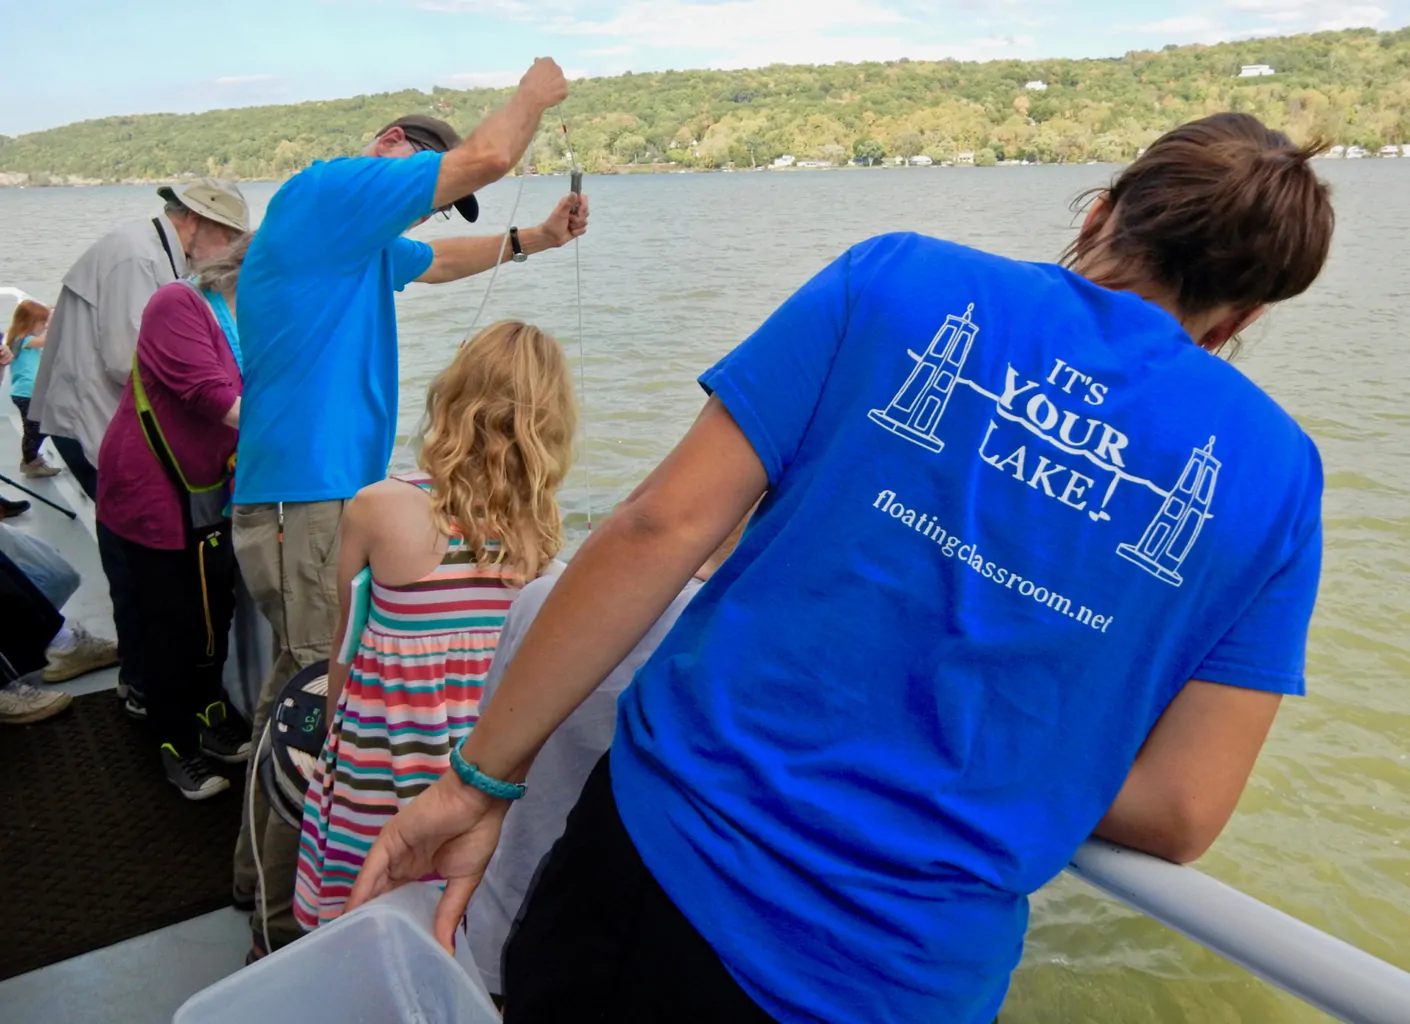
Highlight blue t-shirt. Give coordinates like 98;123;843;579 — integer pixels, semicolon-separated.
9;337;42;399
234;151;439;503
611;234;1322;1024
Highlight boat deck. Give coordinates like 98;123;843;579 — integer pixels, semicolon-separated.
0;411;248;1024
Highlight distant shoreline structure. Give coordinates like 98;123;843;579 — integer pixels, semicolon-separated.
0;161;1125;190
4;26;1408;185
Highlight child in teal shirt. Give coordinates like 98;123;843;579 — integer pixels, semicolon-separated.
5;299;59;477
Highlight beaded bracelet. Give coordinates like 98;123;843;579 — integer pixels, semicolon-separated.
449;743;527;801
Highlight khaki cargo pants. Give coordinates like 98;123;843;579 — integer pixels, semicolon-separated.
231;499;345;952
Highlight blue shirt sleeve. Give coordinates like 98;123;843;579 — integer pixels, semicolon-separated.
389;237;434;291
1193;449;1323;696
314;150;442;266
698;249;853;485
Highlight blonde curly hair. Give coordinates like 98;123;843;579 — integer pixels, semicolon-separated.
417;320;576;581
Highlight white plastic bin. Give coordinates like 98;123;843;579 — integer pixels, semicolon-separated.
174;882;500;1024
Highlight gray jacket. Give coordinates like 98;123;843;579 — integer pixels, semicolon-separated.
30;214;188;463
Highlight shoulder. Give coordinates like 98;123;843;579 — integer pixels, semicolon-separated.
844;232;1033;292
141;281;205;323
351;476;426;515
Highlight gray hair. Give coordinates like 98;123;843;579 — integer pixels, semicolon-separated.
190;232;252;297
164;198;192;219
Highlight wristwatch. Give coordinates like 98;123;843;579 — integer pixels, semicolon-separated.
509;226;528;263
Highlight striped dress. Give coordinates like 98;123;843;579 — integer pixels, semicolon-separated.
294;474;522;929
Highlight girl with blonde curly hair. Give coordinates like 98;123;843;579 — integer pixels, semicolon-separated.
294;319;575;928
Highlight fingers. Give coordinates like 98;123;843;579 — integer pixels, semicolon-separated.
345;839;393;913
434;875;479;954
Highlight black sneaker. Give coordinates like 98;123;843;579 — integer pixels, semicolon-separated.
161;743;231;801
199;700;252;763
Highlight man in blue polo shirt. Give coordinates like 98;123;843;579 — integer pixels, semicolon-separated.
230;56;590;957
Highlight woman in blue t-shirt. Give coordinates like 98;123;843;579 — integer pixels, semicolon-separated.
4;300;60;477
348;114;1336;1024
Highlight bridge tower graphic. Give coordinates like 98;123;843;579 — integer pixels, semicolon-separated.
1116;437;1220;587
867;303;979;453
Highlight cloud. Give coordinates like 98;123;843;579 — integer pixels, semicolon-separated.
213;74;279;86
1222;0;1388;28
1315;4;1388;29
442;67;592;87
442;70;523;87
1130;14;1218;34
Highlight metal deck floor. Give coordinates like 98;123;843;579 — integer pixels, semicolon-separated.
0;408;249;1024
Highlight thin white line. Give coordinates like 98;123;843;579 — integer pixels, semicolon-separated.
955;377;1170;498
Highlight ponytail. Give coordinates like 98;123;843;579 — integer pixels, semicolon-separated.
1064;113;1335;320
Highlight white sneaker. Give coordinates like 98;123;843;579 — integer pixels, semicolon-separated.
20;458;60;478
0;680;72;724
42;626;119;683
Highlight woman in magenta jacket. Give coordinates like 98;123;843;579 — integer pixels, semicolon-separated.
97;235;250;802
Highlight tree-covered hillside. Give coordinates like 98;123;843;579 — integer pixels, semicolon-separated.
3;26;1409;183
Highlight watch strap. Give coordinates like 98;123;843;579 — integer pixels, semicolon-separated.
509;226;524;258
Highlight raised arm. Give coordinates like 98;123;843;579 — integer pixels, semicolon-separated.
416;194;590;285
431;58;569;211
1093;679;1282;863
344;396;767;946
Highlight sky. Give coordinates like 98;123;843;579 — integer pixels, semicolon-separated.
4;0;1407;135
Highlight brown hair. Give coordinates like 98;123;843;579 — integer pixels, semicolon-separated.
417;320;576;581
6;300;49;357
1064;113;1334;323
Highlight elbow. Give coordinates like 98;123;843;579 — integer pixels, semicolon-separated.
1143;800;1226;865
610;487;704;552
1145;831;1214;866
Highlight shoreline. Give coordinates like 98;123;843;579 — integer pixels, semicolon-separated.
0;163;1099;189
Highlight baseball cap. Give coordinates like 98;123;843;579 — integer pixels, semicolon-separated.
377;115;480;223
156;178;250;233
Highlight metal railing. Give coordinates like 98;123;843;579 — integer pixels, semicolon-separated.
1067;839;1410;1024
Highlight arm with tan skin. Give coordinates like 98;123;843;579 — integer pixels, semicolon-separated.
344;397;767;947
428;59;568;212
1094;680;1282;863
221;397;239;429
416;194;590;285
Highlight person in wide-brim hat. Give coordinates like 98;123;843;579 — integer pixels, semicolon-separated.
156;178;252;235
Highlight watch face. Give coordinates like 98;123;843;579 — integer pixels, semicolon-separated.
512;252;528;263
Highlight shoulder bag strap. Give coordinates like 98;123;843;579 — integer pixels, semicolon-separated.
152;218;180;279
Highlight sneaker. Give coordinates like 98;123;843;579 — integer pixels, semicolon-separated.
20;458;60;478
124;692;148;721
0;498;30;520
0;680;72;724
161;744;230;801
198;700;252;764
41;625;119;683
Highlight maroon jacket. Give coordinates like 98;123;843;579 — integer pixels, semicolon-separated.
97;282;240;550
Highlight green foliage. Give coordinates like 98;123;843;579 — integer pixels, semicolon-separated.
853;138;887;165
4;27;1410;182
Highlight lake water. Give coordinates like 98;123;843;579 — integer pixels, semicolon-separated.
2;163;1407;1022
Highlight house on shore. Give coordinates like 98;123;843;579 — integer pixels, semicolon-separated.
1237;64;1276;77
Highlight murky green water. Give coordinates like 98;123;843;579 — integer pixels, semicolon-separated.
3;161;1406;1020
